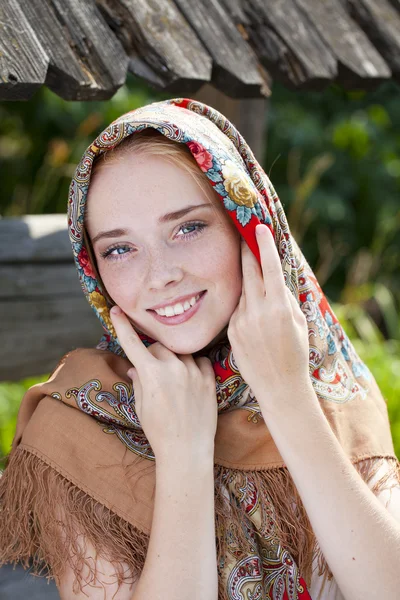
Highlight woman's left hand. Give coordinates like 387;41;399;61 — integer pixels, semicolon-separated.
227;224;314;417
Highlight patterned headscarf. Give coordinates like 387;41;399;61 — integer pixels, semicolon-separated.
1;98;397;600
70;98;373;450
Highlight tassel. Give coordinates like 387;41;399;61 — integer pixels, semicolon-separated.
1;447;398;599
0;447;149;594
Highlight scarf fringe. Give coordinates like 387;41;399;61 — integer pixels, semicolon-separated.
0;447;148;595
1;448;399;599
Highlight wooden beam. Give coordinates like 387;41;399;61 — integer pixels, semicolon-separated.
295;0;390;89
172;0;270;98
0;0;48;100
0;215;73;263
227;0;337;89
0;264;80;297
10;0;128;101
346;0;400;81
2;296;103;381
96;0;213;95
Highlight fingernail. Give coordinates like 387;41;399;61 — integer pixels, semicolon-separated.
110;305;121;316
256;224;267;236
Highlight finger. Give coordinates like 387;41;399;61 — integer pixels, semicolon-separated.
255;224;288;301
284;285;297;314
195;357;218;392
172;352;200;375
127;366;140;400
110;306;155;371
285;285;306;321
127;366;136;380
241;238;265;304
128;367;142;419
146;340;177;361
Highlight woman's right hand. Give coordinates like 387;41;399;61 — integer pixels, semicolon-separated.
110;306;218;465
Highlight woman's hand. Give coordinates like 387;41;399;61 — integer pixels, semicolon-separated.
227;224;314;417
110;306;218;465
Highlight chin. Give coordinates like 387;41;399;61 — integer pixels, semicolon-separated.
135;320;228;356
178;331;229;357
164;340;211;356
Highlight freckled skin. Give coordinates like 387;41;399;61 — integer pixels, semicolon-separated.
86;153;243;356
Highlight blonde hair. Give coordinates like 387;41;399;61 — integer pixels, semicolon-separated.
90;128;220;209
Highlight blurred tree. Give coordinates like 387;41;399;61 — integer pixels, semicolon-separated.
266;81;400;311
0;75;166;216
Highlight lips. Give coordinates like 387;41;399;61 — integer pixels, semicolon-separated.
148;291;207;325
147;290;206;312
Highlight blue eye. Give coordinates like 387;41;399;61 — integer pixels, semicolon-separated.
100;245;131;259
101;221;207;261
178;221;207;240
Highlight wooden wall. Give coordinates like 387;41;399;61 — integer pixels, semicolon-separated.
0;215;103;381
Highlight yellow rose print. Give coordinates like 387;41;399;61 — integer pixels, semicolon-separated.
222;160;257;208
89;291;116;337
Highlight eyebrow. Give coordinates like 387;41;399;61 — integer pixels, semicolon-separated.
91;203;213;245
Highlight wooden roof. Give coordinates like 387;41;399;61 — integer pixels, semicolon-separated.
1;0;399;101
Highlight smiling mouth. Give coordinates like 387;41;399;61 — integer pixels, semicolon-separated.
148;291;207;325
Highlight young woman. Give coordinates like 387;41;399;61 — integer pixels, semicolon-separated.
1;98;399;600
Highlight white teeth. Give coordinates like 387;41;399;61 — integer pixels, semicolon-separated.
155;294;201;317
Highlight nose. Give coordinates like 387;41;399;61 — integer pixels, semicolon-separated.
144;246;185;291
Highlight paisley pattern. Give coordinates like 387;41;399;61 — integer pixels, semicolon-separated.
214;468;312;599
65;97;376;599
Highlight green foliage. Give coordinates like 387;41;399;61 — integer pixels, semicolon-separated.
266;81;400;305
356;340;400;459
0;375;48;469
0;75;165;216
333;302;400;458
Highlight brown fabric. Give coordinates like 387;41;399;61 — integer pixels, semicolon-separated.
1;347;398;596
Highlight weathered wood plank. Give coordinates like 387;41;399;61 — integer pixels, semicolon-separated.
172;0;270;97
96;0;213;95
0;264;80;297
294;0;390;88
0;0;49;100
18;0;128;100
389;0;400;13
226;0;337;89
1;296;103;381
0;214;104;380
0;215;72;263
345;0;400;80
0;0;400;99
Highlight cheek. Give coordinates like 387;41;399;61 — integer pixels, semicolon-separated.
97;263;135;307
202;232;242;296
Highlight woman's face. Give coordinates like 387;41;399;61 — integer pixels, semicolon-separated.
86;152;243;355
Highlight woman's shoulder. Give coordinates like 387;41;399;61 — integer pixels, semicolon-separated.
49;346;131;380
11;347;128;447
